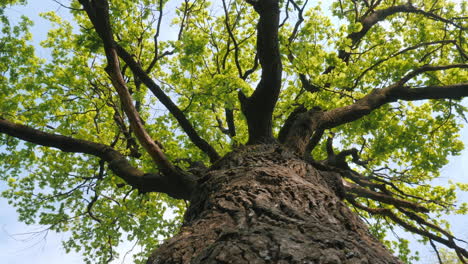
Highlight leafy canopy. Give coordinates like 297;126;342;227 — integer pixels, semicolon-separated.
0;0;467;263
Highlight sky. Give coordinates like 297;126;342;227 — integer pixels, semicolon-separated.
0;1;467;264
0;2;130;263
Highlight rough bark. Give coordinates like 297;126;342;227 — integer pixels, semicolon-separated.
147;144;401;264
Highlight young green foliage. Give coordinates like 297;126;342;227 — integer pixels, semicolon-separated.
0;0;467;263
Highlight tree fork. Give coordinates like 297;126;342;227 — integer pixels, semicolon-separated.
281;107;324;155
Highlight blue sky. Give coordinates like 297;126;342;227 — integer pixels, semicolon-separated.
1;1;467;263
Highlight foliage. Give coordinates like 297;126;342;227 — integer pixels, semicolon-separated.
0;0;467;263
432;248;465;264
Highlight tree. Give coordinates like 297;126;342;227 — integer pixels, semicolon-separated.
0;0;467;263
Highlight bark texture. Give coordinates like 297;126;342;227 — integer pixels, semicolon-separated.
147;144;401;264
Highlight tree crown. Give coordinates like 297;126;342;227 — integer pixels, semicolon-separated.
0;0;467;263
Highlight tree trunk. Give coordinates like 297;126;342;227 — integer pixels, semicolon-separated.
147;144;401;264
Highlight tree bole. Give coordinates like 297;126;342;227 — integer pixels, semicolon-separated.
147;145;401;264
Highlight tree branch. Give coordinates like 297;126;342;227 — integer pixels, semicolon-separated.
79;0;179;174
145;0;167;74
0;118;195;199
353;3;464;47
114;44;220;162
278;104;307;143
79;0;220;163
304;128;324;154
282;107;323;154
287;64;466;155
397;64;468;85
327;2;466;73
353;40;458;88
319;81;468;130
222;0;243;78
240;0;282;144
225;108;236;138
344;180;429;213
346;194;468;261
283;0;320;94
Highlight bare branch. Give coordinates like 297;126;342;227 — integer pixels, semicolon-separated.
241;53;259;80
52;0;84;11
286;0;308;44
86;193;102;223
349;169;451;208
283;0;320;94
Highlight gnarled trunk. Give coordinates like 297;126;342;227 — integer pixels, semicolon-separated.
147;145;401;264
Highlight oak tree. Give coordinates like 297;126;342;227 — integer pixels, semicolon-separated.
1;0;467;263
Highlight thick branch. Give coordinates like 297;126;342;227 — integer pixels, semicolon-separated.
320;81;468;130
350;4;416;47
304;128;324;154
287;77;466;155
80;0;220;163
115;45;220;162
278;105;307;143
80;0;177;175
241;0;282;144
281;107;323;154
344;181;429;213
0;118;195;199
225;108;236;138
